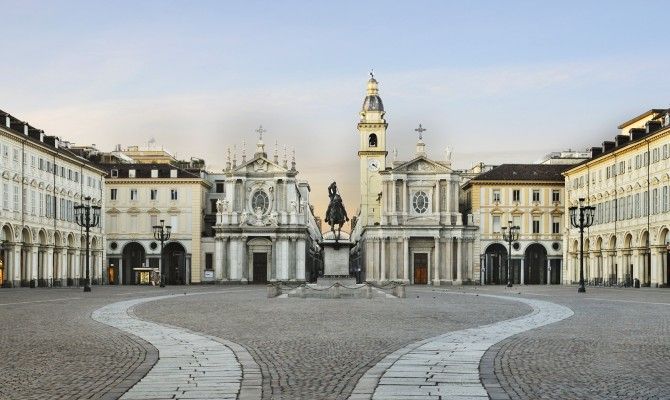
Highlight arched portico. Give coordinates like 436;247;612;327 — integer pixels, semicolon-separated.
483;243;507;285
163;242;187;285
524;243;547;284
122;242;146;285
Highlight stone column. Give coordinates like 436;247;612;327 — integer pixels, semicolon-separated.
214;239;224;281
30;246;38;287
229;238;239;280
651;248;662;287
390;239;398;280
520;258;525;285
446;180;452;218
403;180;409;214
270;238;277;281
281;238;290;281
546;258;551;285
391;180;397;214
289;236;297;281
296;239;306;281
433;236;440;286
46;246;54;287
434;183;441;222
365;239;374;282
241;237;249;283
455;238;462;284
380;238;386;283
11;245;20;287
445;238;453;282
403;237;409;283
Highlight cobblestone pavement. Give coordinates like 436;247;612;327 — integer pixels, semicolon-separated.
0;285;249;400
134;286;529;400
349;293;573;400
92;293;261;400
461;285;670;400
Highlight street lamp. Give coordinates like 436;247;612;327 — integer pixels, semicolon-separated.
569;197;595;293
74;196;101;292
501;220;520;287
152;219;171;287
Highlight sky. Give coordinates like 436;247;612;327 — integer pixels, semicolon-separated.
2;1;670;223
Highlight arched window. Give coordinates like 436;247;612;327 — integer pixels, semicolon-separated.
368;134;377;147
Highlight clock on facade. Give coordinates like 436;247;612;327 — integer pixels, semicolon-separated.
368;159;380;171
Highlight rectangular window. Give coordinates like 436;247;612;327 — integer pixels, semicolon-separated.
635;193;640;218
532;218;540;234
170;169;178;178
13;185;19;211
512;189;520;202
552;190;560;203
663;186;669;213
74;171;79;182
170;189;178;200
170;215;178;232
128;169;136;178
643;191;649;216
492;216;501;233
532;190;540;202
111;169;118;178
211;199;218;213
492;189;500;203
205;253;213;270
31;190;36;215
552;218;560;234
151;169;158;178
39;193;44;216
513;215;522;231
652;188;659;214
216;182;225;193
150;214;158;228
2;184;8;210
150;189;158;201
110;189;117;200
627;195;633;219
130;189;138;201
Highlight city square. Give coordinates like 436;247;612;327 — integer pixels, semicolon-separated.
2;1;670;399
1;285;668;399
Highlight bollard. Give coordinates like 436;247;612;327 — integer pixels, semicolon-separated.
394;284;406;298
267;284;279;298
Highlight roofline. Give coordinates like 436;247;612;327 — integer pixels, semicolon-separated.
617;108;666;129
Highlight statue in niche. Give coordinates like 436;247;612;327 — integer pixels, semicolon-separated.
216;199;224;213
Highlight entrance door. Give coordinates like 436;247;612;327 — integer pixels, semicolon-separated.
413;253;428;284
253;253;268;283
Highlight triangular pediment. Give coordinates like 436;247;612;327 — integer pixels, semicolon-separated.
234;156;288;174
387;156;451;174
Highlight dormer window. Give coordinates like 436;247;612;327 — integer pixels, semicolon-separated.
128;169;136;178
170;169;178;178
151;169;158;178
665;113;670;127
368;133;377;147
111;169;118;178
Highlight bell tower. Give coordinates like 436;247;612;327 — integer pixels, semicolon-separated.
358;73;388;226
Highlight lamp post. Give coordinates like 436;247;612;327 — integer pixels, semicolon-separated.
569;198;595;293
152;219;171;287
501;220;520;288
74;196;101;292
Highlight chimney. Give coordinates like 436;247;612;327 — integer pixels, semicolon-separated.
39;130;44;142
4;114;9;128
590;147;603;157
602;141;615;152
23;123;29;136
55;138;59;149
615;134;629;147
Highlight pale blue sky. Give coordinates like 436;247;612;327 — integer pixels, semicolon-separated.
2;1;669;215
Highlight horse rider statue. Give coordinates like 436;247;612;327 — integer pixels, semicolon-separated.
325;181;349;242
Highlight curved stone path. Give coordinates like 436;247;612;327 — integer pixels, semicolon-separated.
92;294;261;400
349;293;574;400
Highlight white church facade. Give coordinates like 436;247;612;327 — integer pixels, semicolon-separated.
202;135;322;283
351;77;479;285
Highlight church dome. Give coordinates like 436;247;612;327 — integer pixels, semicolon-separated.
362;94;384;112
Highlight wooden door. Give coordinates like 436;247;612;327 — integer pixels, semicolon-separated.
413;253;428;284
253;253;268;283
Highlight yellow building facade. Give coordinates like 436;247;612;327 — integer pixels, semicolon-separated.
463;165;568;284
563;109;670;287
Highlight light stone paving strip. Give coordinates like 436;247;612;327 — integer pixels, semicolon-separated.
349;293;574;400
92;294;261;400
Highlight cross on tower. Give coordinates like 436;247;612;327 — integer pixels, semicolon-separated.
255;125;266;140
415;123;427;140
369;69;374;79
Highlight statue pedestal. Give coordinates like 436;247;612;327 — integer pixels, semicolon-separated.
318;231;355;286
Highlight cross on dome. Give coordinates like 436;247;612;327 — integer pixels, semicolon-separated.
255;125;266;141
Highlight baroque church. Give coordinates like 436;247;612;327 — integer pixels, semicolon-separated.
350;76;479;284
202;134;322;283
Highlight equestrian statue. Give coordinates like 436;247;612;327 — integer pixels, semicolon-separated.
325;181;349;242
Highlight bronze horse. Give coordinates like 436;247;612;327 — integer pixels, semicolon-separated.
325;182;348;241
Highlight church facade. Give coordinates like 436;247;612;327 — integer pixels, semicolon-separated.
350;77;479;285
203;136;322;283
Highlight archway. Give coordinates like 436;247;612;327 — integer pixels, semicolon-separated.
122;242;146;285
0;224;13;287
368;133;378;147
163;242;187;285
37;229;48;287
52;231;62;286
524;243;547;284
484;243;507;284
21;227;32;287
